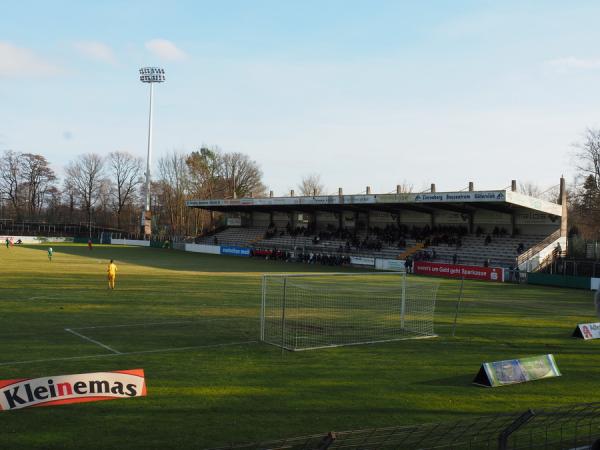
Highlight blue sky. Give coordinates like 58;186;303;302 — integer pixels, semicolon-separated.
1;1;600;195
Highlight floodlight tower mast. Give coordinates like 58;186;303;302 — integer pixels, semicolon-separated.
139;67;165;237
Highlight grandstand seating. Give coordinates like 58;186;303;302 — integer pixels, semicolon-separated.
201;226;549;268
195;226;266;247
424;234;546;267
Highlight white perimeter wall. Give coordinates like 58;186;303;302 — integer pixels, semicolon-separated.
184;244;221;254
0;235;74;243
110;239;150;247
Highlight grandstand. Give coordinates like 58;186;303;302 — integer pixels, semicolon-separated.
187;179;568;272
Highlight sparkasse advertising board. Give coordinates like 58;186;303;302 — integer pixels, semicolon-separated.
414;262;504;282
0;369;146;411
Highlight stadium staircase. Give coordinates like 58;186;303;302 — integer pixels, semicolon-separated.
398;242;425;260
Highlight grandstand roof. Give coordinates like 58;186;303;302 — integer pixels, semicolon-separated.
186;189;563;217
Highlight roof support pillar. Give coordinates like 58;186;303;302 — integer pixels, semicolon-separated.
559;176;567;237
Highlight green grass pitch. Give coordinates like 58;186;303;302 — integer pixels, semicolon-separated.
0;243;598;449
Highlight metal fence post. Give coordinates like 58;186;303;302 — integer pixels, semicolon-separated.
498;409;536;450
451;277;465;337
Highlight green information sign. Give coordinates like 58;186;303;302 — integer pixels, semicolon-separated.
473;354;561;387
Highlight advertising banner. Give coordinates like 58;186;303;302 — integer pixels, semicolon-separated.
572;322;600;340
184;244;221;255
350;256;375;267
0;369;146;411
220;246;251;257
0;236;74;244
473;355;561;387
111;239;150;247
375;259;406;271
226;217;242;226
414;262;504;282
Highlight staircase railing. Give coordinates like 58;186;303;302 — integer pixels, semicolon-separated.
516;230;561;268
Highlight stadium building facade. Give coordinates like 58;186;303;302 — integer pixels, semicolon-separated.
186;179;568;272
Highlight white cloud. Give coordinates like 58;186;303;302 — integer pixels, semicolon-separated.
0;41;61;77
546;57;600;71
74;41;116;64
145;39;187;61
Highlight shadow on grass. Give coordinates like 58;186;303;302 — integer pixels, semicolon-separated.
415;374;475;387
23;244;369;274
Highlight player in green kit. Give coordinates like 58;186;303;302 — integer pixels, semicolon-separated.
47;247;53;262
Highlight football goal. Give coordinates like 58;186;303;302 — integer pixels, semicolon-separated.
260;272;439;351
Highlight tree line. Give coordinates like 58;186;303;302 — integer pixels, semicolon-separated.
0;147;265;238
1;128;599;239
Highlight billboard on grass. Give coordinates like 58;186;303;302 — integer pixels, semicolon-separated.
572;322;600;340
0;369;146;411
473;355;561;387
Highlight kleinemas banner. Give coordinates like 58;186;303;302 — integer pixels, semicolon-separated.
414;261;504;282
0;369;146;411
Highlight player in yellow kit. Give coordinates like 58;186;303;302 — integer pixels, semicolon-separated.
107;259;118;290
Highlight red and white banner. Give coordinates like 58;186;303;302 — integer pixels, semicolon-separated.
414;262;504;282
0;369;146;411
573;322;600;340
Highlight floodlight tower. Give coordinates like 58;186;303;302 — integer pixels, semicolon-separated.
139;67;165;237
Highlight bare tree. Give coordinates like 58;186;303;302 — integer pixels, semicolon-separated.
298;173;325;196
157;151;191;236
20;153;57;216
571;130;600;237
220;152;266;198
395;180;413;193
519;181;543;198
186;147;222;198
186;147;223;231
64;153;105;228
107;151;143;229
0;150;23;218
574;128;600;190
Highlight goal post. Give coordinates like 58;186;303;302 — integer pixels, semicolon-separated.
260;272;439;351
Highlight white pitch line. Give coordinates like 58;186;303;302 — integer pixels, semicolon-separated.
0;340;258;367
64;328;121;354
72;317;255;331
73;321;195;330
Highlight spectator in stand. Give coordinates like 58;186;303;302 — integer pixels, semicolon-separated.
555;242;562;256
516;243;525;254
483;258;490;267
213;236;219;245
452;253;458;265
484;235;492;246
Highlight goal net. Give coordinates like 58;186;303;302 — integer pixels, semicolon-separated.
260;272;438;351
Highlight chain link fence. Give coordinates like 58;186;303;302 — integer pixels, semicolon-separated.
208;402;600;450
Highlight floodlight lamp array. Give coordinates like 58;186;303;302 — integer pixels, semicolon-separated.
139;67;165;83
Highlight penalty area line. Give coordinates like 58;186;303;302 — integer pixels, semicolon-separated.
71;317;256;331
64;328;121;354
0;340;259;367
